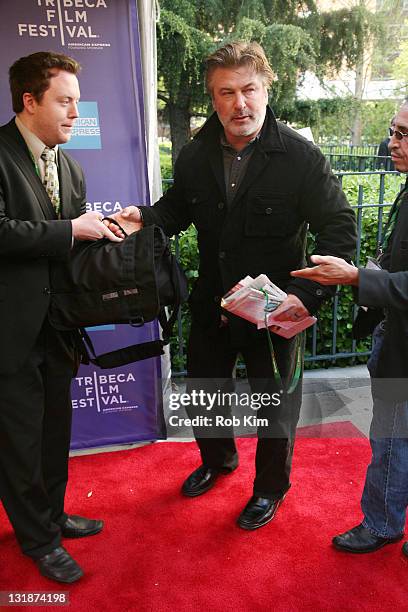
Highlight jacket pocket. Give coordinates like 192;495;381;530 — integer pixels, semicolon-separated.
188;191;212;230
245;191;293;237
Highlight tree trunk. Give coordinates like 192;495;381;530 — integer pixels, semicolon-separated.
168;103;191;168
351;5;373;146
351;60;364;146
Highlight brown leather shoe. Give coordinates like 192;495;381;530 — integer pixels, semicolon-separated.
36;546;83;583
61;514;103;538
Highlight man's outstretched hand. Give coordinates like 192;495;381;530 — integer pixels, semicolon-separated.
291;255;359;286
103;206;143;238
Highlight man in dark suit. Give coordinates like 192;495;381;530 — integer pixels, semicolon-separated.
291;101;408;557
108;41;357;531
0;51;122;583
376;116;395;170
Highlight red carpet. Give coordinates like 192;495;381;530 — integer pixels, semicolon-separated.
1;423;407;611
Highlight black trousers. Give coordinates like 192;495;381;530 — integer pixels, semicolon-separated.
186;323;302;500
0;319;76;559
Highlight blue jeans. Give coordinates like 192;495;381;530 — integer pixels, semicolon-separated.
361;324;408;537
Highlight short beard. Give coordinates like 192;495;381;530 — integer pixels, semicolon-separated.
228;114;263;137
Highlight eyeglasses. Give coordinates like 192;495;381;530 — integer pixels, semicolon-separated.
389;127;408;140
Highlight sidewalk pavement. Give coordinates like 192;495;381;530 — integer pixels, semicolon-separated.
162;365;372;441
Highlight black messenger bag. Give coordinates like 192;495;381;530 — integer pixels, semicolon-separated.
49;224;188;368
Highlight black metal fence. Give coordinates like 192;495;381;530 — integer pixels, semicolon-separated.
324;155;394;172
305;170;403;365
319;144;379;156
164;167;403;375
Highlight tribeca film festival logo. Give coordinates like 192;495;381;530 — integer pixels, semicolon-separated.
168;389;282;429
72;372;139;414
18;0;110;48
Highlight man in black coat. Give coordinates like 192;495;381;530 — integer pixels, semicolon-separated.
292;102;408;556
376;116;395;170
0;51;122;583
111;41;357;530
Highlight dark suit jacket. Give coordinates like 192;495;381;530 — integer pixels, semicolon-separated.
358;188;408;398
0;119;86;376
141;107;357;344
376;137;394;170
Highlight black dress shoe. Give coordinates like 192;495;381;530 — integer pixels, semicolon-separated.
237;495;285;530
402;542;408;557
36;546;83;583
332;524;403;553
181;465;221;497
61;514;104;538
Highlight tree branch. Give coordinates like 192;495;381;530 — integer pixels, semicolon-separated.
158;92;170;104
192;111;210;118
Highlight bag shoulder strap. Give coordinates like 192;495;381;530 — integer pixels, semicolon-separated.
158;251;184;342
77;327;166;369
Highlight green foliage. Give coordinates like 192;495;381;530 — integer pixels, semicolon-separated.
284;98;399;145
284;98;360;144
169;226;199;372
157;1;318;116
305;172;403;368
372;0;408;79
157;5;213;109
318;5;384;75
392;31;408;95
159;144;173;181
157;0;385;161
340;172;402;209
359;101;400;144
231;19;315;113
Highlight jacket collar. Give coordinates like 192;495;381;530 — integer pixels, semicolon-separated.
194;105;287;154
194;106;286;204
0;119;57;219
2;118;34;161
